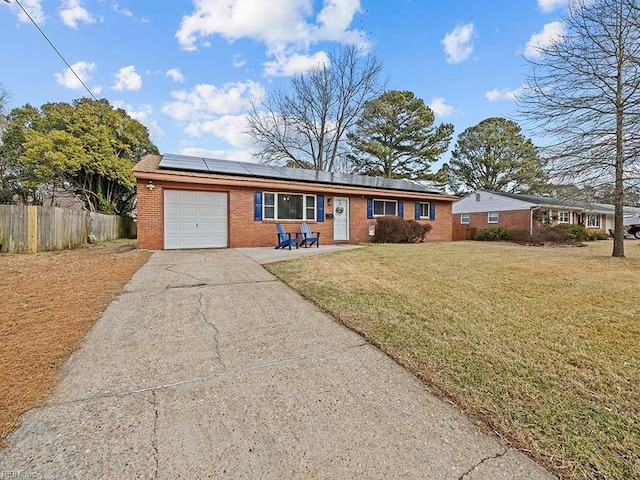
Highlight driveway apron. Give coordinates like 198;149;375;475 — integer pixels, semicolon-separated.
0;249;556;479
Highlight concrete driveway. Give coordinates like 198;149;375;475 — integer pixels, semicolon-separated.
0;249;555;479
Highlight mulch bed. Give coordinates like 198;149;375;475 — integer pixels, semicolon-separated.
0;241;151;447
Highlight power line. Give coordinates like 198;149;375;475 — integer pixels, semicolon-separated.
4;0;99;101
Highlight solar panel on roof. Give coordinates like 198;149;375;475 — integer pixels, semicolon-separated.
203;158;248;175
160;154;208;173
158;154;445;195
278;167;318;182
239;163;284;179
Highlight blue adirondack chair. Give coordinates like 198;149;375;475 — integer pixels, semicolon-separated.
299;223;320;248
275;223;299;250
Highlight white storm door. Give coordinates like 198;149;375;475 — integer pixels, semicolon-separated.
333;197;349;241
164;190;227;249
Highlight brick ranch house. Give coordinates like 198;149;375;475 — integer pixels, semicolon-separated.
452;190;614;234
132;154;457;249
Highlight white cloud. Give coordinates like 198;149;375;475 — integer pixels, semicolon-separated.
441;23;475;64
429;98;457;117
485;86;524;102
112;65;142;91
112;101;164;140
525;21;565;58
54;61;97;90
313;0;365;45
110;1;132;17
232;54;246;68
59;0;94;29
176;0;364;50
162;81;265;121
179;147;254;163
166;68;184;83
263;49;330;77
175;0;366;76
538;0;568;12
183;114;254;150
109;1;148;22
8;0;46;24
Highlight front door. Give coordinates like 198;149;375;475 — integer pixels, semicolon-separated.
333;197;349;241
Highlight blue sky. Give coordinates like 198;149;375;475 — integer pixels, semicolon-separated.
0;0;569;168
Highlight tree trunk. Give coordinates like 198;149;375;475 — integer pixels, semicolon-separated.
613;9;625;258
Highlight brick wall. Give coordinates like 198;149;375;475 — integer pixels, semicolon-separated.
136;180;454;249
136;181;164;250
451;208;608;234
452;209;531;230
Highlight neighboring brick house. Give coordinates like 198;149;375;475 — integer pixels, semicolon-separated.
452;190;614;234
132;154;457;249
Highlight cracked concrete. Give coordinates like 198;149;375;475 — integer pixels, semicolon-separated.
197;291;227;372
151;389;160;480
0;248;556;479
458;447;509;479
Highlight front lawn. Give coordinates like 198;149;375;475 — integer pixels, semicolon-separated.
266;240;640;480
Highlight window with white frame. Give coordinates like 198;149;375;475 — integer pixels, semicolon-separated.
586;214;601;228
263;192;316;221
488;211;499;223
460;213;470;224
558;211;570;223
418;202;430;218
539;210;550;224
373;199;397;216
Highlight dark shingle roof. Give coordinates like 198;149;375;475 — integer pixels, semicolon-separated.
481;190;615;213
158;153;448;195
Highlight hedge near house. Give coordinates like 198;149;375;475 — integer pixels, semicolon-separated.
374;216;432;243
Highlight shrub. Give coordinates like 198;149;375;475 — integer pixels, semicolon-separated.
474;226;507;241
552;223;589;241
505;227;530;243
374;216;432;243
374;216;407;243
587;231;610;241
530;225;583;245
407;220;432;243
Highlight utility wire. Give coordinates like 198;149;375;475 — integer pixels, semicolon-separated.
4;0;99;101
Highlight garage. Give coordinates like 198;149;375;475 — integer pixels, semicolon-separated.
164;190;227;249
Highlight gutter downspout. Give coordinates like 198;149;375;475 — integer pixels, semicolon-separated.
530;206;541;235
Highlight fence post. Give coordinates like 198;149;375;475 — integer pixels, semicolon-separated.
28;206;38;253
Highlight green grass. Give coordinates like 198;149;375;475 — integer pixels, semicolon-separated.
266;241;640;479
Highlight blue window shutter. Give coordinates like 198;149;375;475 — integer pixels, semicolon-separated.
367;198;373;219
254;191;263;221
415;202;421;220
317;194;324;222
430;203;436;221
398;201;404;218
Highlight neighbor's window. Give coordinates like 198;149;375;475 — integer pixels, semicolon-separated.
263;192;316;221
460;213;470;224
373;199;397;216
558;211;570;223
586;214;601;228
418;202;430;218
488;211;499;223
540;210;551;224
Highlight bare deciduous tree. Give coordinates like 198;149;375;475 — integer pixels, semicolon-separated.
519;0;640;257
247;45;384;172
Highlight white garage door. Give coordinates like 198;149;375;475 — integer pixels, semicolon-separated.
164;190;227;249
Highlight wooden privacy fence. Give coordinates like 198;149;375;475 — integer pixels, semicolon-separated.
452;224;477;241
89;212;136;242
0;205;136;253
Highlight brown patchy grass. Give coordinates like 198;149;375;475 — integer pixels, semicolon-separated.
0;241;151;447
267;240;640;480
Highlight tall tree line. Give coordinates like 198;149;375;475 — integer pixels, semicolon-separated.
0;97;158;214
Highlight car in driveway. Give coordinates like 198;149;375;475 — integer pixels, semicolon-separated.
628;223;640;239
